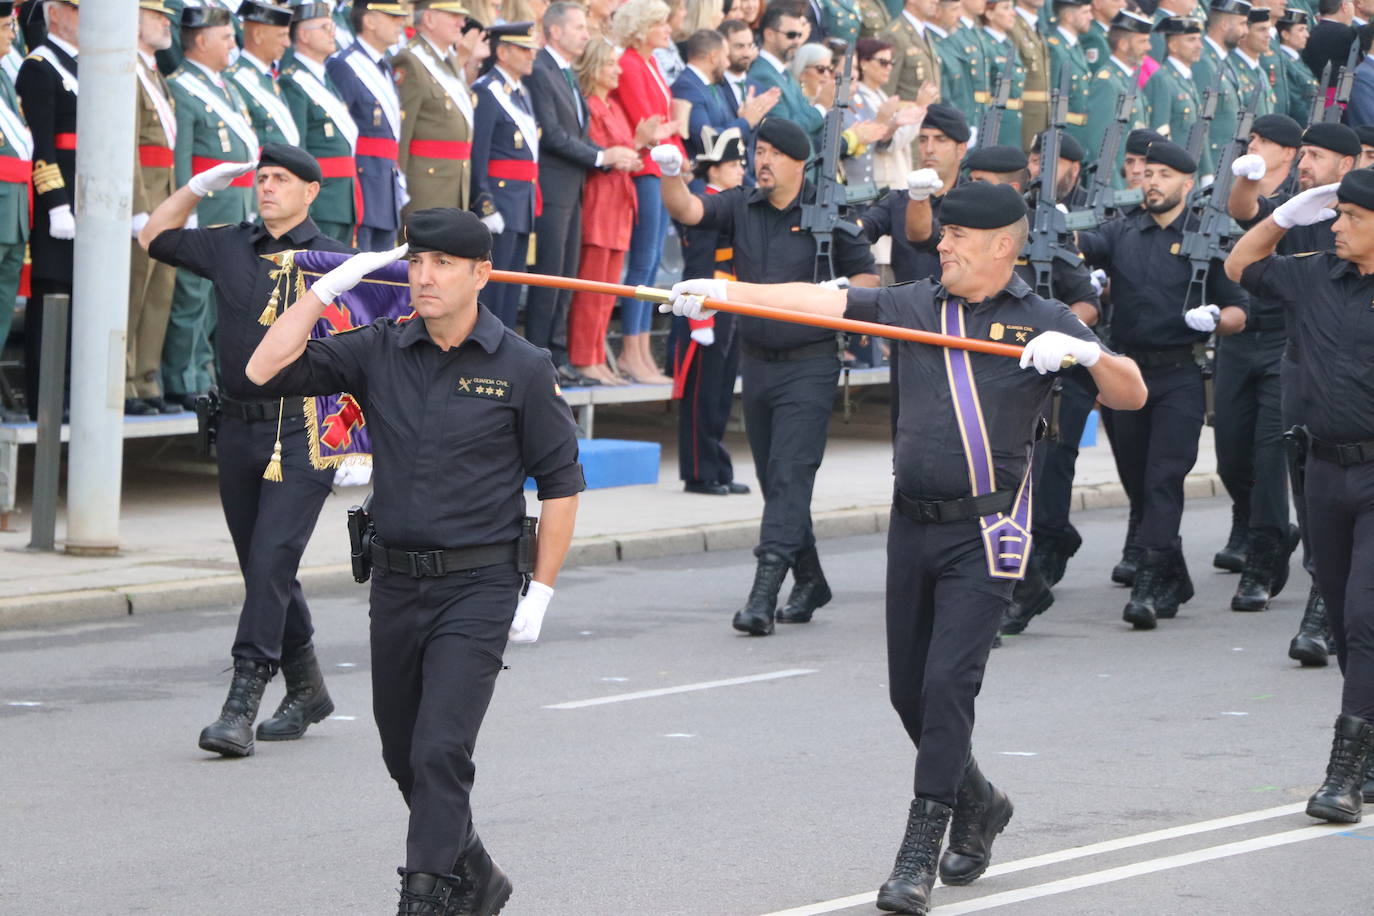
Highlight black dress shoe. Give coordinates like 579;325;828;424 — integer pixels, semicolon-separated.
684;481;729;495
556;364;600;386
724;481;750;494
124;398;158;416
144;395;185;414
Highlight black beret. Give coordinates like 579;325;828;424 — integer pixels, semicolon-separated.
1126;128;1165;156
404;207;493;259
755;117;812;161
1209;0;1251;13
1303;122;1361;158
291;2;333;22
966;145;1029;174
1034;130;1084;162
1154;15;1203;35
1277;9;1310;27
1355;124;1374;147
180;5;232;27
237;0;293;27
1252;113;1303;149
258;143;322;183
1336;168;1374;211
1114;10;1157;33
922;104;971;144
1145;139;1197;174
1247;7;1270;23
940;181;1028;230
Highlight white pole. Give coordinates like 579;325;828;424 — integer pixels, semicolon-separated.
65;0;139;554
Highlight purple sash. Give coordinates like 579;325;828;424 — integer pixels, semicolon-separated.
940;296;1034;580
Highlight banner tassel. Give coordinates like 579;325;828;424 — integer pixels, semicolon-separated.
262;401;286;482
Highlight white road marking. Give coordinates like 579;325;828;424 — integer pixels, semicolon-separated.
0;620;138;641
544;669;817;710
753;802;1308;916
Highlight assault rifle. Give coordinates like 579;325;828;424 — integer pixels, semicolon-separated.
1065;85;1140;231
1184;73;1220;171
1025;66;1082;300
799;44;863;282
1329;39;1360;122
977;73;1012;150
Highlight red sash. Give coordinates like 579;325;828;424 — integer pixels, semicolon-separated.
0;154;33;225
191;156;254;187
488;159;541;216
409;139;472;160
356;136;399;159
54;132;76;150
316;155;365;231
138;145;174;168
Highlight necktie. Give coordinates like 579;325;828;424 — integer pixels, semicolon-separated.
512;85;532;115
562;67;584;125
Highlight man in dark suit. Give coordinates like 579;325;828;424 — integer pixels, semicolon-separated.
671;28;779;160
526;1;638;382
1303;0;1357;93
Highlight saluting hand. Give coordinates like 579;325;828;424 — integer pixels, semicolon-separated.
1273;182;1339;228
659;278;725;320
187;159;258;197
310;244;409;304
1019;331;1101;375
509;581;553;643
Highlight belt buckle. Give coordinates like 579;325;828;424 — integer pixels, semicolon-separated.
408;550;444;577
1338;443;1363;466
918;501;941;524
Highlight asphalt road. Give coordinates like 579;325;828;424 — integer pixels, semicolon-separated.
2;496;1369;916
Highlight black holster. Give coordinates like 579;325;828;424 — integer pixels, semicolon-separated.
1195;341;1216;427
1283;425;1310;502
518;516;538;593
193;390;220;458
348;494;375;583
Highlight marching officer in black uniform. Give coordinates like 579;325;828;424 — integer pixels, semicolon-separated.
1077;140;1250;631
664;180;1146;916
138;145;352;758
245;206;584;916
1227;169;1374;826
657;117;880;636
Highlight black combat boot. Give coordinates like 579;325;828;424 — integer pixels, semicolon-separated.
876;798;952;915
732;552;789;636
198;658;274;757
450;840;513;916
1169;548;1194;611
1122;549;1174;630
1111;543;1142;587
1037;526;1081;588
1288;586;1331;667
256;644;335;741
1213;506;1247;572
395;870;461;916
777;546;832;623
1232;530;1281;613
1269;524;1301;600
1000;560;1052;636
1305;714;1374;823
1364;753;1374;804
938;757;1014;886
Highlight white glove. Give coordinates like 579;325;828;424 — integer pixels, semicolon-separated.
818;277;850;290
508;580;553;643
1089;268;1106;297
1184;303;1221;332
48;204;75;240
906;168;943;202
690;326;715;346
1018;330;1101;374
1273;182;1339;229
1231;153;1267;182
650;143;683;177
310;244;408;303
185;212;199;230
396;172;410;210
480;211;506;235
186;159;257;197
658;277;725;320
131;212;150;238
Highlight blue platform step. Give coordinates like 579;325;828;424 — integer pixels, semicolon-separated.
526;438;660;490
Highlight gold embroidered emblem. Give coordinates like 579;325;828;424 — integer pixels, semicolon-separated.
989;322;1005;341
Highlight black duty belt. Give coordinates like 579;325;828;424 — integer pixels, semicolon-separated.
219;395;305;422
1122;345;1197;370
894;487;1014;524
371;538;518;578
1241;314;1286;333
741;339;837;363
1309;437;1374;468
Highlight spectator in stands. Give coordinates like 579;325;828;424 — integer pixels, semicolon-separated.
1347;23;1374;126
749;2;825;138
719;17;760;107
611;0;684;383
673;27;779;159
735;0;764;30
587;0;619;34
685;0;726;34
852;36;928;193
656;0;691;82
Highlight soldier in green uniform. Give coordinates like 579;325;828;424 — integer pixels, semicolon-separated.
858;0;893;38
1047;0;1094;157
1196;0;1249;178
1011;0;1051;147
955;0;994;129
1081;0;1122;68
824;0;867;46
1149;0;1203;63
1086;10;1152;182
0;0;26;421
979;0;1025;148
227;1;297;147
1276;8;1319;123
162;5;258;406
1232;6;1278;117
1147;16;1212;172
883;0;942;104
928;0;977;118
280;2;358;243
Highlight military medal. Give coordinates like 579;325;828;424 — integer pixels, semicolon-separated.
374;104;382;126
219;126;231;152
325;121;334;138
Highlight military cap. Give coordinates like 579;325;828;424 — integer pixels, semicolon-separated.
354;0;408;17
1277;9;1310;27
404;207;494;259
1354;124;1374;148
940;181;1028;229
137;0;173;14
1145;139;1197;174
1113;10;1157;33
1252;113;1303;148
1337;167;1374;210
1126;128;1165;155
1154;16;1203;35
1303;122;1361;157
1209;0;1251;14
46;0;77;6
237;0;293;26
414;0;472;13
1247;7;1270;23
258;143;323;183
966;145;1029;174
487;20;538;47
922;104;971;144
1032;130;1084;162
291;2;333;22
1053;0;1091;6
180;5;232;28
696;126;746;166
755;117;812;161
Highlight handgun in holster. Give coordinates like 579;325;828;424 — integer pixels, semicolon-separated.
347;493;375;584
517;516;538;593
193;390;221;458
1283;425;1310;501
1194;341;1217;427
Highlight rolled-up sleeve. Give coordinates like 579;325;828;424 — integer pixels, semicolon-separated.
520;358;586;500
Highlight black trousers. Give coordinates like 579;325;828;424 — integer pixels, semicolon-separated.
1281;353;1316;576
488;229;530;330
524;200;581;366
216;415;334;663
672;313;740;485
1106;363;1205;552
886;509;1011;807
1214;330;1289;535
1304;457;1374;723
1031;367;1098;539
24;278;73;421
369;561;520;874
741;352;839;562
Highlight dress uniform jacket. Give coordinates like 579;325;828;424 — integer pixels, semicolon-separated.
857;0;892;38
1278;45;1318;123
954;18;993;127
471;65;539;235
1087;57;1151;186
327;40;403;247
1146;57;1209;172
279;49;359;243
1010;7;1050;147
881;11;940;104
822;0;866;46
1046;29;1093;157
227;52;301;147
747;51;825;139
0;66;29;355
978;26;1026;149
1080;18;1111;68
1195;37;1243;177
929;24;977;126
15;37;77;286
1231;49;1277;117
393;35;476;215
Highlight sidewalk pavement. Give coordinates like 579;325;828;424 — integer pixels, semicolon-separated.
0;402;1222;629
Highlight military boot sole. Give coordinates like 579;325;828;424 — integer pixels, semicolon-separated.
1305;795;1362;824
777;582;833;623
1231;591;1270;613
1213;548;1245;573
939;795;1014;886
256;694;336;741
875;882;931;915
1123;602;1157;630
1288;635;1330;667
472;870;513;916
732;610;775;636
198;726;255;758
1363;778;1374;804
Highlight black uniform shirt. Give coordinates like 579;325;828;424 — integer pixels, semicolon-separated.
1078;207;1249;352
861;189;939;284
259;305;585;549
1237;194;1337;324
149;217;353;400
1239;251;1374;443
695;181;877;349
846;274;1102;499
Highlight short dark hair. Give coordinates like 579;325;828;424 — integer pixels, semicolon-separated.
1107;26;1134;50
1361;20;1374;55
685;27;725;59
760;1;804;34
350;3;367;34
855;37;892;61
543;1;586;34
1319;0;1344;16
718;17;751;38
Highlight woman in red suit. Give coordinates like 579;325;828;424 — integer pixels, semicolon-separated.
609;0;684;384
